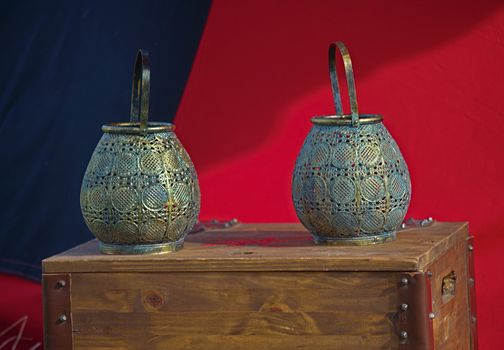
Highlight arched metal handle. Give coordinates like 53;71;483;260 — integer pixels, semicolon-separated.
130;49;150;131
329;42;359;126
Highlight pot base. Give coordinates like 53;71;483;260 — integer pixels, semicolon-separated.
99;238;184;255
312;231;396;246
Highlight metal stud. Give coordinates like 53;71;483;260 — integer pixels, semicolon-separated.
400;331;408;340
401;223;406;229
468;277;475;287
401;277;409;285
427;270;433;277
58;314;67;323
468;244;474;252
56;280;66;289
400;303;408;311
429;312;436;319
472;316;477;324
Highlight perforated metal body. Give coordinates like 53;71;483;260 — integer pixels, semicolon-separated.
80;130;200;253
292;120;411;244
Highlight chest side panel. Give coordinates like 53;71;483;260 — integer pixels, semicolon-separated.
429;227;471;349
69;271;401;350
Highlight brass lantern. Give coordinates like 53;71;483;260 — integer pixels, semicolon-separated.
292;42;411;245
80;50;200;254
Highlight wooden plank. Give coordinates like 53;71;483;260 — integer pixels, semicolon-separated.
70;271;400;349
69;335;396;350
42;222;468;273
71;272;397;313
428;224;471;349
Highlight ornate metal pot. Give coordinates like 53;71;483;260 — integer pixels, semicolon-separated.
292;42;411;245
80;50;200;254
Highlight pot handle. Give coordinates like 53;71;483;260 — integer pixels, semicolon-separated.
329;42;359;126
130;49;150;131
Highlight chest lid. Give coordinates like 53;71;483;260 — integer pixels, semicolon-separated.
42;221;467;274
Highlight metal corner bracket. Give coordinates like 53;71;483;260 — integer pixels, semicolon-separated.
43;273;74;349
396;272;434;349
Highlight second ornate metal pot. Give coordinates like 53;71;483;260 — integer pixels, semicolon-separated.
80;50;200;254
292;42;411;245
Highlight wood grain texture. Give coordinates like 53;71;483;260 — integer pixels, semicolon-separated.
42;221;467;273
428;224;471;350
70;271;400;349
41;221;475;349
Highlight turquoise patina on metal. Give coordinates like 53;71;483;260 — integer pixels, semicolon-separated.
292;42;411;245
80;50;200;254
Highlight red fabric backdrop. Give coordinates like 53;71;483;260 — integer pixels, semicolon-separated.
1;1;503;348
176;0;504;348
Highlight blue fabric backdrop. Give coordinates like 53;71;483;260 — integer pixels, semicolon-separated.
0;0;211;280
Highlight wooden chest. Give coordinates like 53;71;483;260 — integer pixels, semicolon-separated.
42;222;477;349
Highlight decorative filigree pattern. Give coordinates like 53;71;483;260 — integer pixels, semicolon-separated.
292;122;411;242
81;131;200;247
